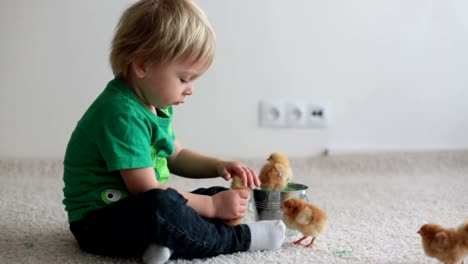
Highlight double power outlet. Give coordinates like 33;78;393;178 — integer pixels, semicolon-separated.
259;99;328;128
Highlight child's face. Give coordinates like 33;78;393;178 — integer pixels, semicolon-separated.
133;59;207;109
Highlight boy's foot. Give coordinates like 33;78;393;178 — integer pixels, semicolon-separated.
248;220;286;251
142;244;173;264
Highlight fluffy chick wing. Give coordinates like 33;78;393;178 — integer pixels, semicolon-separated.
431;232;450;252
274;163;293;182
295;206;312;226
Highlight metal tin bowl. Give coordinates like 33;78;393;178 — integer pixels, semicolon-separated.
252;182;309;221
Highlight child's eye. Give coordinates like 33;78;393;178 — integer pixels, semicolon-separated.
180;78;188;83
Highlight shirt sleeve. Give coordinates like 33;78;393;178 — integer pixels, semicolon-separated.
97;108;153;171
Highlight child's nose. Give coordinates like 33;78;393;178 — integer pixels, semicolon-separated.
184;85;193;95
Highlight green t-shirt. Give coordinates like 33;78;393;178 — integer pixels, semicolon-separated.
63;78;175;223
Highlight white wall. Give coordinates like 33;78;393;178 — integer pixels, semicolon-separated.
1;0;468;159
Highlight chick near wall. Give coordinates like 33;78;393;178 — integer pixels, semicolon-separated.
259;152;293;192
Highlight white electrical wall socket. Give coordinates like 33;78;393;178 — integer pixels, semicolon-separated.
258;99;287;128
286;102;305;127
259;99;327;128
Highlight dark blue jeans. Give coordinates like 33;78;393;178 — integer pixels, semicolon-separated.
69;187;252;260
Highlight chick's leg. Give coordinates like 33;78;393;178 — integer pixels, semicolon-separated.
293;236;308;245
305;237;316;248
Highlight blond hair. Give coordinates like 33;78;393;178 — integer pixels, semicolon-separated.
110;0;216;78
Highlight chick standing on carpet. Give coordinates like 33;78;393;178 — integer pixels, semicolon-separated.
62;1;286;263
282;198;328;248
418;222;468;264
259;152;293;192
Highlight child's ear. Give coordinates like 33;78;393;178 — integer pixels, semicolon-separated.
131;57;149;79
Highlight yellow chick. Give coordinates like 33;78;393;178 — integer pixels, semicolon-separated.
259;152;293;192
418;222;468;264
282;198;328;248
224;175;252;226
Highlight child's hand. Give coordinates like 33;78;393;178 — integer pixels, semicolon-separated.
216;161;260;189
211;189;250;220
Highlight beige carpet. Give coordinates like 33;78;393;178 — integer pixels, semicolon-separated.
1;150;467;264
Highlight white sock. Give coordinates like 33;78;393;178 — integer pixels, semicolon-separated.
247;220;286;251
142;243;173;264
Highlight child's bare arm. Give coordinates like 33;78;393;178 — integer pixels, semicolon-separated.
167;140;260;189
166;140;221;178
120;167;249;219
